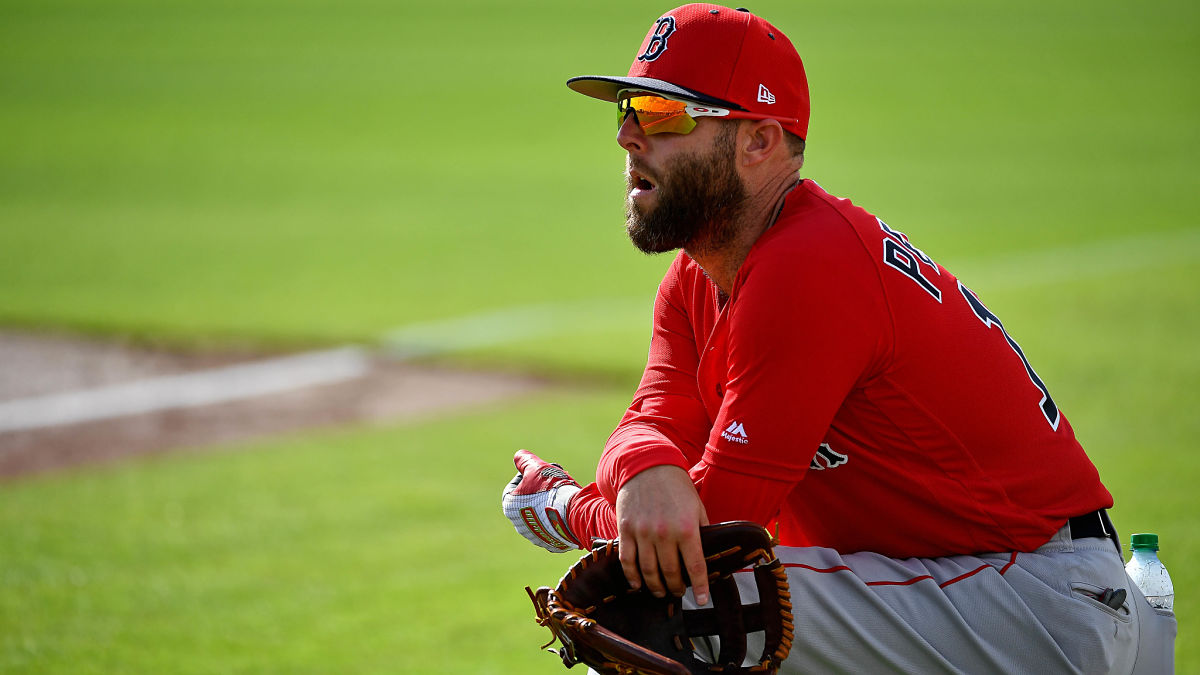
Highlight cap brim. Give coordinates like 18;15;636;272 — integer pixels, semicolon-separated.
566;75;741;109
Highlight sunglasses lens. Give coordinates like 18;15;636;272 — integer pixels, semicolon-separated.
619;96;697;135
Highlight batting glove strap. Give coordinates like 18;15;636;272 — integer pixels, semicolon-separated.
503;477;582;553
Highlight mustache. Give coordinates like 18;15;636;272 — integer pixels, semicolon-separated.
625;160;659;186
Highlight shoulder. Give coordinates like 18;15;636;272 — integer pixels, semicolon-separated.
772;180;881;247
739;180;885;287
725;181;894;378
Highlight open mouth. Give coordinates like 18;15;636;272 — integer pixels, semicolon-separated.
628;168;657;194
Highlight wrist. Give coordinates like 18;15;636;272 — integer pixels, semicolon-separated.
614;456;691;498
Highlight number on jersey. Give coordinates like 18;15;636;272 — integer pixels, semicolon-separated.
958;282;1061;430
877;219;1061;431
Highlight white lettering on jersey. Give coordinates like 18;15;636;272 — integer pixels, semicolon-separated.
721;421;749;444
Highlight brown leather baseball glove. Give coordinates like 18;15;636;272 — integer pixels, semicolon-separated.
526;521;793;674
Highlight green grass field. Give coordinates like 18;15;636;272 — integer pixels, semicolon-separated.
1;0;1197;671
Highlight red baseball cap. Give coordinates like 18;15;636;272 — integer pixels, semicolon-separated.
568;4;810;139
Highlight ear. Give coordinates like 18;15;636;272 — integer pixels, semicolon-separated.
738;119;786;168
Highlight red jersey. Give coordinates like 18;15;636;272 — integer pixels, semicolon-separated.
568;180;1112;557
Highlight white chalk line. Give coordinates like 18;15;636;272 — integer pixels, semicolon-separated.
951;227;1200;292
380;297;649;357
0;347;371;433
1;228;1195;433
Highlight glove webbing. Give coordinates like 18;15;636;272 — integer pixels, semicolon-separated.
681;559;794;669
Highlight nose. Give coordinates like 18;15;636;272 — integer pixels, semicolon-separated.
617;111;647;153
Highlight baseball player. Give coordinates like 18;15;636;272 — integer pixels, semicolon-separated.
503;4;1176;672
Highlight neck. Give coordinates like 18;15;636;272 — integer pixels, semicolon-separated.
685;172;799;296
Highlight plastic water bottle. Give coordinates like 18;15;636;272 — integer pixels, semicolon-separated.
1125;533;1174;611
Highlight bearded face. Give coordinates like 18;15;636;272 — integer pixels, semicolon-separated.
624;124;749;255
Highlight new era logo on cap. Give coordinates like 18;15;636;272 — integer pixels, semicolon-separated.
757;84;775;104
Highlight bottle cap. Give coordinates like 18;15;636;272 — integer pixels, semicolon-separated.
1130;533;1159;551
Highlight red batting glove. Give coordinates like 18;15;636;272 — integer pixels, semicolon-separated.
502;449;583;552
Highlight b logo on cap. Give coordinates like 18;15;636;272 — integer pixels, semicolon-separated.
637;16;676;62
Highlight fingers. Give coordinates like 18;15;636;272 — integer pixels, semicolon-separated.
513;448;541;473
680;527;710;606
617;529;676;598
617;523;698;601
502;471;523;497
653;538;687;598
693;508;711;605
614;465;711;603
619;534;642;592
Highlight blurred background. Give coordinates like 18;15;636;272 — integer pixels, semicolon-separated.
0;0;1196;671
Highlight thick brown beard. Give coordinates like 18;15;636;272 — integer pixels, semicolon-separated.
625;125;748;255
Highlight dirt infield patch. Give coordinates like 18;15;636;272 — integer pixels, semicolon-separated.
0;331;549;479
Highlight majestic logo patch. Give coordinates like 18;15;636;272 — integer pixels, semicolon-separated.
638;16;676;62
721;421;749;445
757;84;776;104
809;443;849;471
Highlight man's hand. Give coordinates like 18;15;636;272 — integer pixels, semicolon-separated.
615;465;711;606
502;449;582;552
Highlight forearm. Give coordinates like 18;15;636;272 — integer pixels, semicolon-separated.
597;422;694;503
566;483;619;544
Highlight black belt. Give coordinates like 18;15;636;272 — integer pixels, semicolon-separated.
1068;509;1121;554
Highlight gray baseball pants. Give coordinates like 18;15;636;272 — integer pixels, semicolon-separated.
705;524;1176;673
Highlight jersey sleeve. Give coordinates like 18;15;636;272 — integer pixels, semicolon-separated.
564;483;619;546
593;254;713;505
695;214;891;526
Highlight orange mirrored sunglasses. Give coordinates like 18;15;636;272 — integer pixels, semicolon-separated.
617;91;799;135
